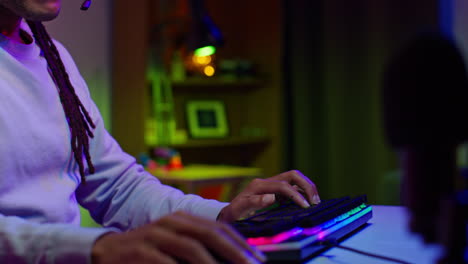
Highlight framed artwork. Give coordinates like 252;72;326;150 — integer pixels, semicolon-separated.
186;100;229;138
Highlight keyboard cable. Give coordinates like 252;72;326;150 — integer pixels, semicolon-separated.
320;239;414;264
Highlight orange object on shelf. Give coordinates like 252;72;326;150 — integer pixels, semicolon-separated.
168;155;183;170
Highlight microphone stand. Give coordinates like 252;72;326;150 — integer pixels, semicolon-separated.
438;189;468;263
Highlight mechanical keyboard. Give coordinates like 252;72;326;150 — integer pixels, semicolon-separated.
231;195;373;263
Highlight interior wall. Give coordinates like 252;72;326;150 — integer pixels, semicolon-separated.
283;0;329;198
454;0;468;166
45;0;113;130
454;0;468;60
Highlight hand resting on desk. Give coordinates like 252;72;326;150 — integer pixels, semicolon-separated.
91;170;319;264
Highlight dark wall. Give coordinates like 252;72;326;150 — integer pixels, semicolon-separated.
284;0;440;204
282;0;329;198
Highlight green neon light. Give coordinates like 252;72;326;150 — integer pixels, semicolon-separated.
194;46;216;57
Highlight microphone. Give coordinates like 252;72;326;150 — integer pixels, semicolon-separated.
382;31;468;263
81;0;92;11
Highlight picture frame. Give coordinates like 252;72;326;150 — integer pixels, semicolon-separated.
186;100;229;138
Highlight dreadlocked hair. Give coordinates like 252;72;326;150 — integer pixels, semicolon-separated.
26;20;95;184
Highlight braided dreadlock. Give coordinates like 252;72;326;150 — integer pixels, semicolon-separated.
26;20;95;184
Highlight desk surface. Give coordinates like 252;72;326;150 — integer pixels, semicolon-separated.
307;205;443;264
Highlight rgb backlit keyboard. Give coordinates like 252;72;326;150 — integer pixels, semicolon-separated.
231;195;373;263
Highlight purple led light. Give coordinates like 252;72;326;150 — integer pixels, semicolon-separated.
317;231;327;240
272;228;303;243
303;226;322;236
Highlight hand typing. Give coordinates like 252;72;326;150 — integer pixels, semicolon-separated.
91;211;266;264
218;170;320;222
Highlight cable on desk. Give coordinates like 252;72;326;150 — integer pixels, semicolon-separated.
321;239;414;264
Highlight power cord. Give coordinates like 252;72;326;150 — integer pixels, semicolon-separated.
320;239;414;264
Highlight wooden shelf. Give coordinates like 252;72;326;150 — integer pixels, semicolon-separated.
153;136;270;149
171;77;264;92
113;0;283;178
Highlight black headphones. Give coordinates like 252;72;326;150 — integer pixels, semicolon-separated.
81;0;92;11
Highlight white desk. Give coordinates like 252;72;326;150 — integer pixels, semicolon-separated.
307;205;443;264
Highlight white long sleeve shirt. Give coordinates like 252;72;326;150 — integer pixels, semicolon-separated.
0;22;228;263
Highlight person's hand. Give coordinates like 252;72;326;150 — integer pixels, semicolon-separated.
91;211;266;264
217;170;320;222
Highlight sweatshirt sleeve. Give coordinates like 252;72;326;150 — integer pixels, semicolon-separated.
74;100;228;229
0;214;118;264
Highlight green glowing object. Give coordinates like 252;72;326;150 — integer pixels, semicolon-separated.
194;46;216;57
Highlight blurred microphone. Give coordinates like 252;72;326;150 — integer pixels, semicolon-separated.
382;31;468;263
81;0;92;11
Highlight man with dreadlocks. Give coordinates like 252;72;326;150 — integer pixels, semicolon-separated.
0;0;320;263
